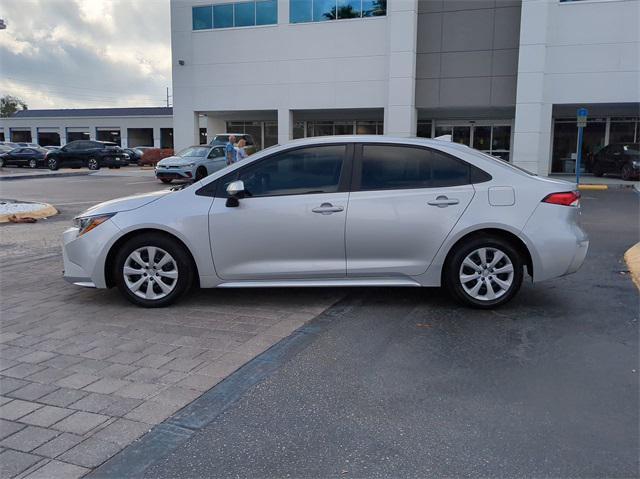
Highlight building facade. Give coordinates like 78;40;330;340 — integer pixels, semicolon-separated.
0;108;176;148
171;0;639;175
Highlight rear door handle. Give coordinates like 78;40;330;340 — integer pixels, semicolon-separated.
312;203;344;215
428;196;460;207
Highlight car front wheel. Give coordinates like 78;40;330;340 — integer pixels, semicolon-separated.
444;235;524;309
621;163;635;181
29;159;37;168
114;233;194;307
48;158;59;170
87;158;100;170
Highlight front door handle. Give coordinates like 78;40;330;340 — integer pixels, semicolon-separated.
312;203;344;215
428;196;460;208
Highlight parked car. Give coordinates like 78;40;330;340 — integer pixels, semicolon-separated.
43;145;60;151
0;145;14;154
155;145;226;183
0;147;48;168
45;140;128;170
590;143;640;181
123;147;154;165
209;133;257;155
17;142;40;148
62;136;589;309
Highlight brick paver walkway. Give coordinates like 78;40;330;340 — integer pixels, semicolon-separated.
0;254;342;478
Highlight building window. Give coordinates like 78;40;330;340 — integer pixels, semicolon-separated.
356;120;384;135
193;1;277;30
193;5;213;30
609;117;639;144
199;128;208;144
416;121;432;138
552;118;606;174
290;0;386;24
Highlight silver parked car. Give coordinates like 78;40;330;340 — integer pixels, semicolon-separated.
62;136;588;309
155;145;226;183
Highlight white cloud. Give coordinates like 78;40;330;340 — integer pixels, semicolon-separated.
0;0;171;109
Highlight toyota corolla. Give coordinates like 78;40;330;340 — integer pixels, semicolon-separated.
62;136;588;309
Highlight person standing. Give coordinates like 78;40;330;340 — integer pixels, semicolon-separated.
235;138;248;161
225;135;237;165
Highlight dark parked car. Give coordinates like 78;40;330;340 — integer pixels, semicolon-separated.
122;147;153;165
591;143;640;181
0;147;48;168
45;140;128;171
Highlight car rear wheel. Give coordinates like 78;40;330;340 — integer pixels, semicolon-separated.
87;158;100;170
195;166;207;181
28;159;37;169
444;235;524;309
47;158;59;170
114;234;194;308
160;178;173;184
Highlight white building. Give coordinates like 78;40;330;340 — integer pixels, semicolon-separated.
171;0;640;175
0;108;178;148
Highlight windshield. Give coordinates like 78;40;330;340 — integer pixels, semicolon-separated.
178;147;209;158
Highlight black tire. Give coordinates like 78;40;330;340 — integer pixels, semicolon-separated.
621;163;634;181
115;166;121;169
47;157;59;170
592;163;604;177
87;158;100;170
114;233;194;308
28;159;37;169
194;166;207;181
160;178;173;184
444;235;524;309
0;158;5;168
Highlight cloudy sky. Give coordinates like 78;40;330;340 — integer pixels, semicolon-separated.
0;0;172;110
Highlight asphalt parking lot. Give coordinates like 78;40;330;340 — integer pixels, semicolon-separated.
1;171;638;478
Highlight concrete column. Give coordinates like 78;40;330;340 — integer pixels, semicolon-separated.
277;109;292;145
206;116;226;143
153;126;161;148
30;127;37;144
277;0;288;24
511;0;552;175
173;109;200;151
384;0;418;137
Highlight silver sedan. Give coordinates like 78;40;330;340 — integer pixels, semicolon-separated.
62;136;588;308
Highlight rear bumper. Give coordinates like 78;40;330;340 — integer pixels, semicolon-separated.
522;203;589;282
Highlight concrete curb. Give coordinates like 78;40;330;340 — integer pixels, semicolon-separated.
0;171;92;181
578;184;608;191
0;202;58;223
624;242;640;291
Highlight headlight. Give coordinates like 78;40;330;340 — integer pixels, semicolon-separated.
73;213;116;236
186;163;196;167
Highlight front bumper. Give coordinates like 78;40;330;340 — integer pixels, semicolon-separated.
155;166;194;180
62;219;120;288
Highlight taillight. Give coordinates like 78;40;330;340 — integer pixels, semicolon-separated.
542;191;581;207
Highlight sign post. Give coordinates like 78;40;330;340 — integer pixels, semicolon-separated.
576;107;588;185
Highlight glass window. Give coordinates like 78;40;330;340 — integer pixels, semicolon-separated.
234;2;255;26
334;121;354;135
360;145;432;191
431;151;470;187
416;121;432;138
434;126;451;138
473;126;491;151
264;121;278;147
492;126;511;151
337;0;361;18
179;147;209;158
214;4;234;28
239;145;345;197
208;147;225;158
193;6;213;30
293;122;305;139
308;121;334;137
362;0;386;16
609;120;637;144
313;0;335;21
256;0;277;25
290;0;312;22
452;126;470;146
356;121;377;135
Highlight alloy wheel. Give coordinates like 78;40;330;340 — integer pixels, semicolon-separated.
29;159;37;168
88;158;99;170
122;246;179;300
48;158;57;170
458;247;514;301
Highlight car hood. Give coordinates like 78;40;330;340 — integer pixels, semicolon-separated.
78;190;171;217
157;155;193;167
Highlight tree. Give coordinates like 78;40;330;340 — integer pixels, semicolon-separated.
0;95;28;117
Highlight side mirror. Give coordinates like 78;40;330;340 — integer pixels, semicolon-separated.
225;180;245;208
